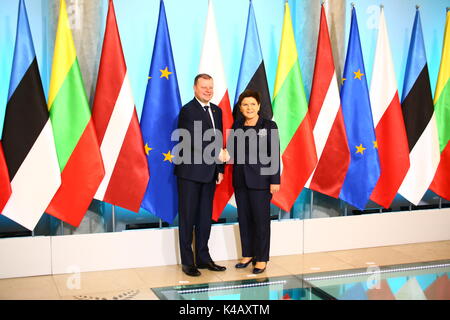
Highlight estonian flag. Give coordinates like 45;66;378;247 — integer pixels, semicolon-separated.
1;0;61;230
398;8;440;205
233;0;272;120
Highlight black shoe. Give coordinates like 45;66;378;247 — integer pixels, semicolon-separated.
253;262;267;274
197;261;226;271
182;264;201;277
235;258;253;269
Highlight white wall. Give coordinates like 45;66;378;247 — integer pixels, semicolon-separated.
1;209;450;279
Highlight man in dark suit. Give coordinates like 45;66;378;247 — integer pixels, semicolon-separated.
174;73;226;277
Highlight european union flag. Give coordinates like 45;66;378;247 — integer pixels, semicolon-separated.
140;0;181;223
339;7;380;210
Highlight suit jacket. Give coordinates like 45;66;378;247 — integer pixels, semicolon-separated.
174;98;224;183
229;117;280;190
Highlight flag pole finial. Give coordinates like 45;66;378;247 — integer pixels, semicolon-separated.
380;4;384;10
447;7;449;12
416;5;420;10
351;2;355;9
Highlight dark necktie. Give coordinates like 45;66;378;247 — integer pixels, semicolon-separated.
204;105;209;112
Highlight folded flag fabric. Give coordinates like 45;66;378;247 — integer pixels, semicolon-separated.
199;0;234;221
430;9;450;200
398;9;440;205
92;0;149;212
1;0;60;230
306;4;350;199
369;7;410;208
271;1;318;212
338;7;380;210
0;143;11;215
46;0;105;227
140;0;181;224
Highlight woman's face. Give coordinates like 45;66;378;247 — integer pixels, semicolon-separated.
239;97;260;121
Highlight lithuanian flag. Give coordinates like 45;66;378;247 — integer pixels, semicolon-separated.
430;9;450;200
46;0;104;227
271;2;317;212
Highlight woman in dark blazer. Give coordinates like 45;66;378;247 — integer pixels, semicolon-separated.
228;90;280;274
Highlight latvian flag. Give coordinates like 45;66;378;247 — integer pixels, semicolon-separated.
92;0;149;212
306;4;350;198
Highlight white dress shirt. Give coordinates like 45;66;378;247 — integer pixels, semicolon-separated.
196;97;216;133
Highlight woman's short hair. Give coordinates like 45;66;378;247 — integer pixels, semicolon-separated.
236;89;261;106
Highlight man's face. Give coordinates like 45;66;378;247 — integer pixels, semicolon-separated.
194;78;214;104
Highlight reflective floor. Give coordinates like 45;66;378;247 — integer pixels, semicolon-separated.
152;260;450;300
153;275;327;300
1;240;449;300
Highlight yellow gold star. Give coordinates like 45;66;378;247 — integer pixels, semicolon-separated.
355;144;366;155
353;69;364;80
144;143;153;155
162;150;175;163
148;76;152;80
373;140;378;149
341;78;347;84
160;67;172;80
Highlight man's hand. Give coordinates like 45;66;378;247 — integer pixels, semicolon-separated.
270;184;280;194
216;173;224;184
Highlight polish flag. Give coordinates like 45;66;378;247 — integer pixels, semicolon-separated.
92;0;149;212
0;143;11;213
198;0;234;221
369;7;410;208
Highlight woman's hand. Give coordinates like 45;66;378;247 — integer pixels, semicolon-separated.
270;184;280;194
218;148;230;163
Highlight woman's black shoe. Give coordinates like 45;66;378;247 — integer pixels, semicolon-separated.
252;262;267;274
235;258;253;268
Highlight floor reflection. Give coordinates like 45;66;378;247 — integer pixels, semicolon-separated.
152;260;450;300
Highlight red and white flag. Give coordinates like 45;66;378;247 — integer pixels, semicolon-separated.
92;0;149;212
0;143;11;213
306;5;350;198
369;7;410;208
199;0;234;221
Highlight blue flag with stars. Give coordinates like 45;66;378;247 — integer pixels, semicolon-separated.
140;0;181;223
339;7;380;210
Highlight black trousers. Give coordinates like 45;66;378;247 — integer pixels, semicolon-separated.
235;186;272;262
177;177;216;266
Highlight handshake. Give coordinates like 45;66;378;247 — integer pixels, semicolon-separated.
218;148;230;163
